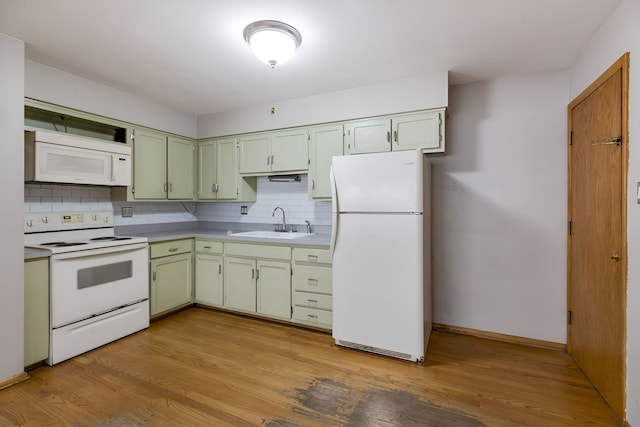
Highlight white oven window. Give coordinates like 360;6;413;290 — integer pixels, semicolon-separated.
77;260;133;289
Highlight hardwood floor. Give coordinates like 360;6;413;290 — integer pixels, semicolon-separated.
0;308;618;426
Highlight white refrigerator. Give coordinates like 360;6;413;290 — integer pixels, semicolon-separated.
330;149;431;362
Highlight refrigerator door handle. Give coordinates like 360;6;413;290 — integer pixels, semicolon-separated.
330;166;339;259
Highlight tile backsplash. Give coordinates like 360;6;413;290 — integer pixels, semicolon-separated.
25;175;332;228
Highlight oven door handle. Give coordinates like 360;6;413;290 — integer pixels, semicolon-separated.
50;242;149;261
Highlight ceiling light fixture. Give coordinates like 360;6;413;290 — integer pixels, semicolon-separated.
243;20;302;68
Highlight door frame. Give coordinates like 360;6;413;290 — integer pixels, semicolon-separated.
567;52;629;419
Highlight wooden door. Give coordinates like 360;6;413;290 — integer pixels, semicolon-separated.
197;139;217;200
568;53;628;420
257;260;291;320
309;124;344;199
216;137;239;200
270;128;309;173
224;257;256;312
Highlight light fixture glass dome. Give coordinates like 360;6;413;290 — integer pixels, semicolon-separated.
243;20;302;68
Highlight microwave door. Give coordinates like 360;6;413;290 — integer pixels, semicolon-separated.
36;142;111;185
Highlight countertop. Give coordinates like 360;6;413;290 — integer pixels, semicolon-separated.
24;223;331;259
24;247;51;260
127;228;331;247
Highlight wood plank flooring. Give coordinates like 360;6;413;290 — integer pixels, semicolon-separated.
0;308;618;426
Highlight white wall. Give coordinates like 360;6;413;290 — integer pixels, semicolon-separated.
566;0;640;422
197;72;448;138
0;33;25;383
432;71;568;344
25;60;198;138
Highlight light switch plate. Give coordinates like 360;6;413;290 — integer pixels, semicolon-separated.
240;206;248;215
122;206;133;217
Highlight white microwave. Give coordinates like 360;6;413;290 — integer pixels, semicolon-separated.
25;130;131;187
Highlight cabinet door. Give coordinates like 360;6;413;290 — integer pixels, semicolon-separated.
309;124;344;199
195;254;224;306
24;258;49;367
344;118;391;155
257;260;292;319
239;133;271;175
167;136;195;200
270;129;308;173
224;257;256;312
197;139;217;200
133;128;167;199
150;253;193;317
392;110;443;152
216;137;239;200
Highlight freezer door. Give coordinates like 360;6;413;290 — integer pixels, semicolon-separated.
331;150;424;213
332;213;425;360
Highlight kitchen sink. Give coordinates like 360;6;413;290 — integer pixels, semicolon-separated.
230;230;316;239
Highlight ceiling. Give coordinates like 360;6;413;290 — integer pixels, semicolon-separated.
0;0;622;116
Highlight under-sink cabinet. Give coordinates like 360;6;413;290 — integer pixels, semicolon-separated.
224;242;292;320
194;239;224;307
149;239;193;318
24;257;49;367
292;247;333;330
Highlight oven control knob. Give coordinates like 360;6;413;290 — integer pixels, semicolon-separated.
104;217;109;223
92;214;98;221
41;217;48;224
26;220;33;228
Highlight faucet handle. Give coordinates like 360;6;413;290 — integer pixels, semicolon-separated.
304;220;312;234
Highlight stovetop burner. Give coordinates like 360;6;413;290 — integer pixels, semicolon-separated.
90;236;133;241
41;242;89;247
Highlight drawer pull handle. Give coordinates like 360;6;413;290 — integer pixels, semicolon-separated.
168;248;178;252
308;278;319;286
307;299;318;304
307;255;318;261
307;314;318;319
203;246;212;249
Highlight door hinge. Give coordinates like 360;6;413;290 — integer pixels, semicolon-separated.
291;267;293;276
568;220;572;236
567;310;572;325
131;187;135;194
568;131;573;145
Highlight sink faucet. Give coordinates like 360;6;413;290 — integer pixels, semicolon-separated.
305;220;312;234
272;207;286;231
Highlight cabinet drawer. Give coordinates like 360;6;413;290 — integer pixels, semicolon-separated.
293;265;332;294
293;306;332;327
150;239;192;258
294;247;331;264
293;291;333;310
225;242;291;260
195;240;223;254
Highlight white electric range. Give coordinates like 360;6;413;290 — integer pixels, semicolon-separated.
24;211;150;365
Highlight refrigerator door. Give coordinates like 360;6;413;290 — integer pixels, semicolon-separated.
332;212;425;361
331;150;423;214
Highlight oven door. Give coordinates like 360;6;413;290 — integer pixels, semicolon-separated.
50;243;149;328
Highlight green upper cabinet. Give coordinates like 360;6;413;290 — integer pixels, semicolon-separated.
270;128;308;173
132;128;167;199
344;108;446;155
239;128;308;176
198;137;257;202
239;132;271;175
122;129;195;201
308;124;344;200
392;110;444;152
344;118;391;155
167;136;196;200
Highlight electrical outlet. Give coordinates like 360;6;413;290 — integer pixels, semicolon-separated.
121;207;133;217
240;206;248;215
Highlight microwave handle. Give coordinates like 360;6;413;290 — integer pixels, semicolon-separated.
110;154;117;182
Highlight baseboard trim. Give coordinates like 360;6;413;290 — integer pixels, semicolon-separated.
432;323;566;352
0;372;29;390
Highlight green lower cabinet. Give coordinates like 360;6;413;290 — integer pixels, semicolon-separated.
256;260;292;320
224;257;256;312
195;253;224;307
150;252;193;317
24;258;49;367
